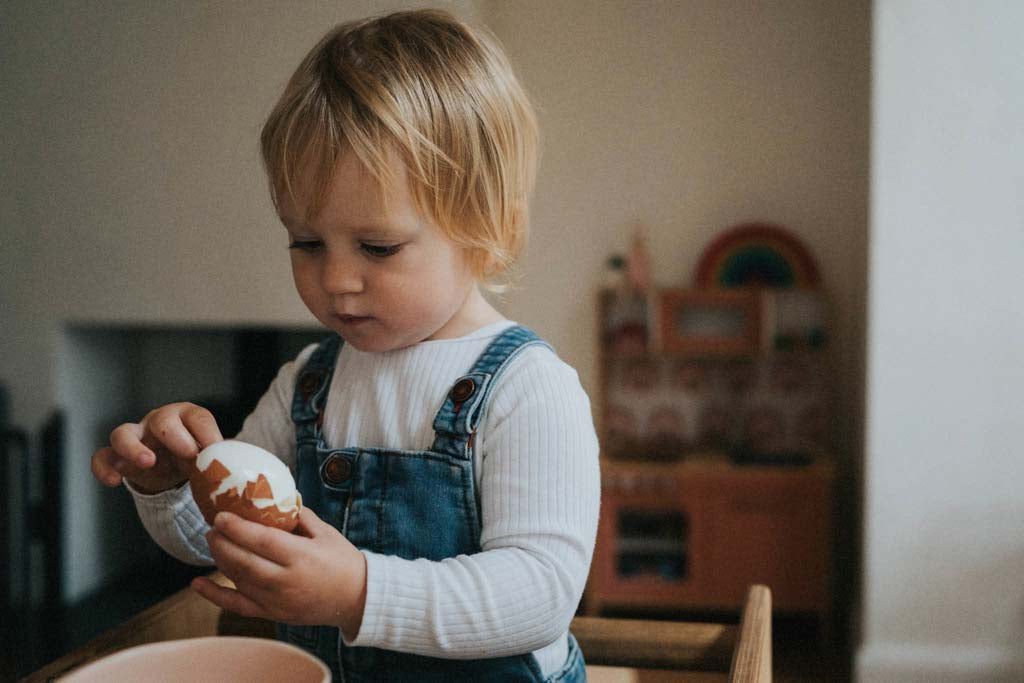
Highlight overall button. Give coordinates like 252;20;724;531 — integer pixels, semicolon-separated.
322;455;351;485
449;377;476;402
299;371;321;397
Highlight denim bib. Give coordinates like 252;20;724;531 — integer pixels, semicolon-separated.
278;325;586;682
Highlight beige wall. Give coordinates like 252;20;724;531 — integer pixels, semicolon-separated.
492;5;870;653
487;0;870;460
1;0;869;612
3;0;870;437
1;0;481;601
1;0;479;430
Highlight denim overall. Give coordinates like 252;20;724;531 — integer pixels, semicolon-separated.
279;325;587;682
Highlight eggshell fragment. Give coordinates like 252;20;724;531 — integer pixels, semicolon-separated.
188;440;302;532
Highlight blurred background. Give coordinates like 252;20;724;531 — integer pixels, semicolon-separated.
2;1;1021;681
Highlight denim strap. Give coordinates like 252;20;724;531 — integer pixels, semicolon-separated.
430;325;551;459
290;334;343;446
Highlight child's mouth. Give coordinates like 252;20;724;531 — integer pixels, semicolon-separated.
336;314;373;325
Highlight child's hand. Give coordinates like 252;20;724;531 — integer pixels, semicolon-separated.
91;402;223;494
191;507;368;640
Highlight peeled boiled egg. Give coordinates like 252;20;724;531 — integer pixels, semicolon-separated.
188;440;302;532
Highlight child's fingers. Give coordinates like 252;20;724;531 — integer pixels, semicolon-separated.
91;446;124;487
294;506;333;538
178;404;224;450
141;406;202;458
190;575;268;619
206;528;285;589
108;423;157;468
212;512;299;567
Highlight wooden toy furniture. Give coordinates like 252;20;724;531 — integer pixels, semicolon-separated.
589;457;833;621
25;573;772;682
592;287;835;643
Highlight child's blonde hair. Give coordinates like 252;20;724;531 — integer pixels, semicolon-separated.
260;8;539;284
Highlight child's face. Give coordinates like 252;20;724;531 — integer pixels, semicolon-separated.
279;151;479;353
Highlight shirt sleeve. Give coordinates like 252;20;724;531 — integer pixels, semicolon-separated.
346;346;601;658
127;343;318;563
127;479;213;565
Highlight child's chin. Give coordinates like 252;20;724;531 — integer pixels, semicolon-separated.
335;330;411;353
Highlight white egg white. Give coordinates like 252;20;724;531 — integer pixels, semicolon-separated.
196;440;298;511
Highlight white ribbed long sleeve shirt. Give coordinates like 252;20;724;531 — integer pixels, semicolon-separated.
129;320;600;677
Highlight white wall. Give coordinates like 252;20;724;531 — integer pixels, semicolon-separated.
858;2;1024;681
2;0;869;611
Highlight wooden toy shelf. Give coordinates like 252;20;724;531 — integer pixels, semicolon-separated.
587;456;833;621
588;287;835;637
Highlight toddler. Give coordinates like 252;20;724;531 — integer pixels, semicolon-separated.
91;8;599;682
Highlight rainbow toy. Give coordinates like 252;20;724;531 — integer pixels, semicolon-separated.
695;222;820;288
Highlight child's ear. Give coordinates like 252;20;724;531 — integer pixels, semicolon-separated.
478;250;506;280
463;247;491;278
481;251;498;274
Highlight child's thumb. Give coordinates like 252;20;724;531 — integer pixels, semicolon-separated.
295;505;330;537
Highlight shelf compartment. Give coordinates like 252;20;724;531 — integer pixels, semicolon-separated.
614;510;689;582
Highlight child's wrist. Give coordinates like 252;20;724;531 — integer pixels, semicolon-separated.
338;553;368;641
127;476;188;495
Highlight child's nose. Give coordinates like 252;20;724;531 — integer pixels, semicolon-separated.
321;250;364;294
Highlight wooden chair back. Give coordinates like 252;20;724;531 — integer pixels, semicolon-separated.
573;585;771;682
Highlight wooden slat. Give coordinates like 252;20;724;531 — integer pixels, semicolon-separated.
728;585;772;683
216;613;739;673
215;611;740;674
570;616;736;672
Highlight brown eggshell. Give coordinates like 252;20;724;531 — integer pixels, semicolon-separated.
188;454;301;533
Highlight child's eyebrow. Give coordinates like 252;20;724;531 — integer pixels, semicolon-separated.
279;213;420;238
352;224;417;238
336;214;425;236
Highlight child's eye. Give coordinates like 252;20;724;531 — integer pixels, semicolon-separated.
288;240;323;253
361;243;403;258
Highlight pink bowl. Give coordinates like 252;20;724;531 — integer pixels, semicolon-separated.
60;636;330;682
